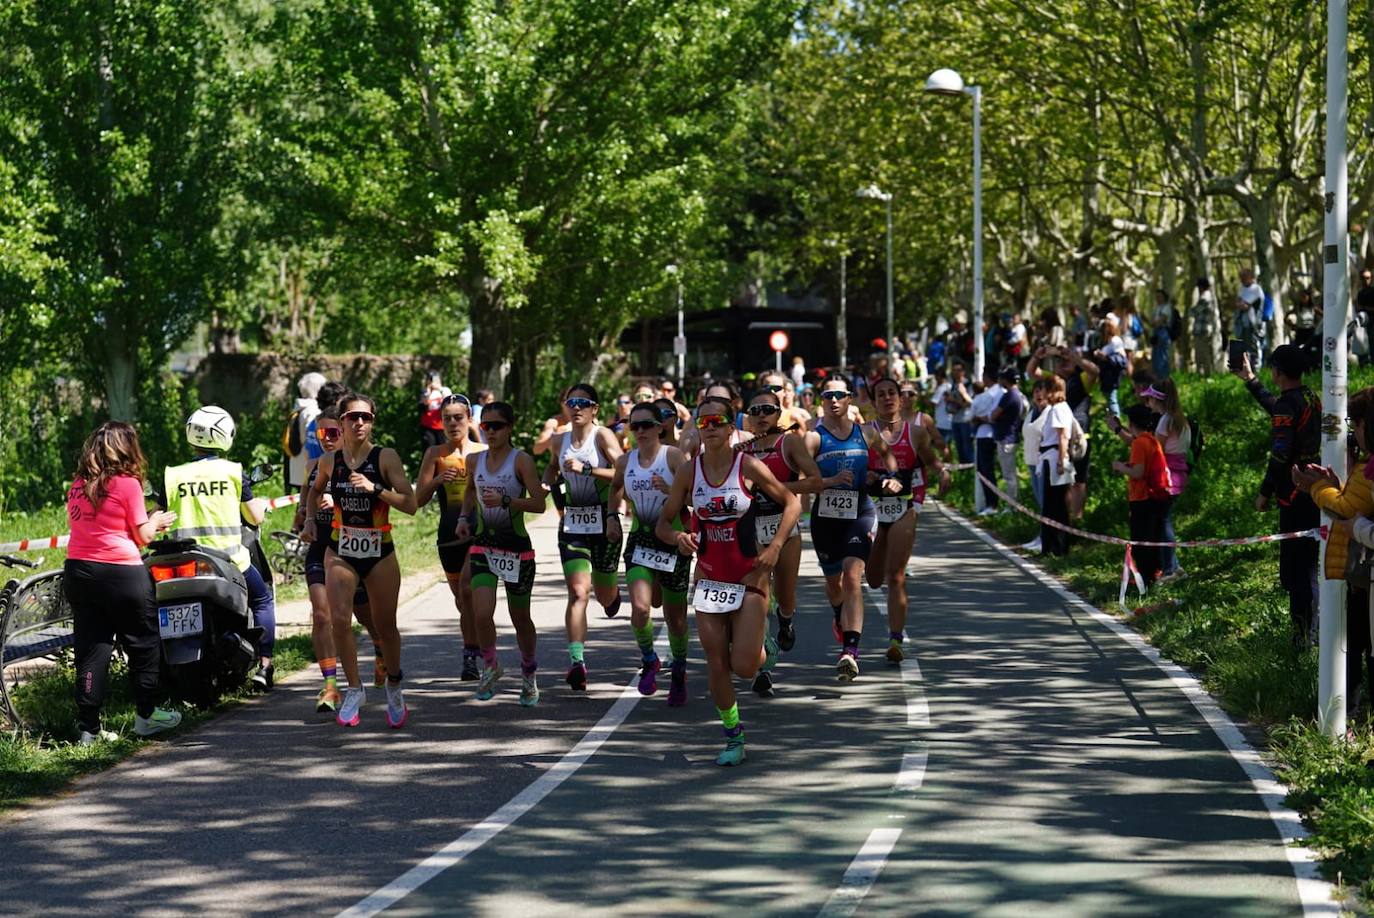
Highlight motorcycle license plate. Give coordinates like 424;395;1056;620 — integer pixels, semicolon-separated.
338;526;382;559
484;548;521;583
564;505;603;535
631;544;677;573
755;513;782;544
693;579;745;614
159;601;204;639
875;496;909;524
817;489;858;520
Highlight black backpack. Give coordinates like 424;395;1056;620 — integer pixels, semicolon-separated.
1168;306;1183;341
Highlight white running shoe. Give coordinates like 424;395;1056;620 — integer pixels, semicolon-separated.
520;673;540;707
337;686;365;727
133;708;182;737
1021;537;1042;552
837;651;860;682
385;680;407;728
78;729;119;746
476;660;505;701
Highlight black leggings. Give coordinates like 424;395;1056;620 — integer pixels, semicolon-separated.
1039;460;1070;557
64;560;163;733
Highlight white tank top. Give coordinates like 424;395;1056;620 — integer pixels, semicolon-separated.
473;448;521;533
625;446;672;530
692;451;753;523
559;427;605;506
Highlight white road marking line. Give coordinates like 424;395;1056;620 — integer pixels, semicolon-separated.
894;749;928;793
816;827;903;918
900;654;930;728
336;631;669;918
933;500;1341;917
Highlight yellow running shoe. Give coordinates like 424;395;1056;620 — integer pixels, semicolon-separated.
316;684;343;713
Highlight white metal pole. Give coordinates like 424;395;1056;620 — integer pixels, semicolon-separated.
1319;0;1350;737
676;281;685;390
839;251;848;371
885;197;895;351
971;85;985;382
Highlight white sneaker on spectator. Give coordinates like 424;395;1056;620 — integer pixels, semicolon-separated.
978;507;998;517
1021;537;1042;552
78;730;119;747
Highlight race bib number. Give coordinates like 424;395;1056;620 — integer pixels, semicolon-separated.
911;468;925;488
755;513;782;544
693;578;745;614
338;526;382;559
564;504;604;535
484;548;521;583
817;489;859;520
875;496;909;524
631;543;677;573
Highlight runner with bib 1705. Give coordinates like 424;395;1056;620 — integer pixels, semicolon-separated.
804;378;901;682
609;402;692;703
656;397;800;767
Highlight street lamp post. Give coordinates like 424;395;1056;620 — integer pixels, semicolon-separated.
856;185;894;354
925;68;984;382
826;239;848;370
666;263;685;389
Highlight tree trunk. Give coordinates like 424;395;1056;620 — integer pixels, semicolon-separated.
1185;196;1220;372
1249;198;1287;347
466;275;512;395
104;322;138;420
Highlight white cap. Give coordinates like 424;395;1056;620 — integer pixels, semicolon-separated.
298;372;327;398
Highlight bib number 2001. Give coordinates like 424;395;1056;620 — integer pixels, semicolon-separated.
693;578;745;614
338;526;382;559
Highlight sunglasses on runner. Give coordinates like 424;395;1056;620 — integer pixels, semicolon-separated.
819;390;850;401
759;384;784;394
565;397;597;410
343;411;375;423
480;420;509;433
695;414;732;430
441;394;471;407
746;404;781;417
633;392;655;403
629;419;661;432
317;426;342;440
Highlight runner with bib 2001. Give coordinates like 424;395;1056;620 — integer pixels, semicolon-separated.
415;394;487;682
302;394;417;729
609;403;692;703
740;387;827;696
541;383;626;692
456;402;547;706
656;397;800;767
867;377;948;664
805;378;901;682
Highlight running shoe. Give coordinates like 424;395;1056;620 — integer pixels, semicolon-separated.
519;673;540;707
337;687;365;727
134;707;183;737
604;594;623;618
762;634;779;673
638;656;662;696
78;729;119;746
832;612;843;645
776;614;796;652
886;640;904;664
476;660;505;701
566;661;588;692
1020;537;1042;552
716;737;746;767
385;681;408;728
251;663;275;693
461;654;480;682
316;683;343;713
373;655;387;688
667;661;687;707
752;669;774;697
836;651;859;682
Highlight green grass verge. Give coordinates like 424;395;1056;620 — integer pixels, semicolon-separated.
943;368;1374;900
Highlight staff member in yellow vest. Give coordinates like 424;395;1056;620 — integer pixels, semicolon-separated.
165;406;277;692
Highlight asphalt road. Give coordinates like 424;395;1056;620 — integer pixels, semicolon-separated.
0;508;1330;917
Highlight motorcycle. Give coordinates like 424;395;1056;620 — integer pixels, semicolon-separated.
143;463;276;707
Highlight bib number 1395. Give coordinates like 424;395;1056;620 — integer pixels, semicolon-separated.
693;578;745;614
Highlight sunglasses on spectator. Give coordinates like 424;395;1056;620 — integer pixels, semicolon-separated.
695;414;732;430
629;419;661;432
480;421;509;432
819;390;851;401
565;397;597;410
746;404;781;417
343;411;375;423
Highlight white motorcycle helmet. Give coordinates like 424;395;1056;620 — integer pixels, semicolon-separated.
186;405;236;451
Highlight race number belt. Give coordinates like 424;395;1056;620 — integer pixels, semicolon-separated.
564;504;604;535
338;526;382;559
483;548;521;583
874;496;910;524
817;488;859;520
693;578;745;614
631;543;678;573
755;513;782;544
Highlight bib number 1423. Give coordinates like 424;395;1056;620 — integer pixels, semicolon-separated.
817;489;858;520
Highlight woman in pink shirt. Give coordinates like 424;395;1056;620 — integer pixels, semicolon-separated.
64;421;181;745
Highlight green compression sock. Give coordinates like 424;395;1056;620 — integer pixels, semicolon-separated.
568;641;585;665
717;702;740;731
668;630;689;663
633;622;655;659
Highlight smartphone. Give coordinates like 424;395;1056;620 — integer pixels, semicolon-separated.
1227;339;1245;370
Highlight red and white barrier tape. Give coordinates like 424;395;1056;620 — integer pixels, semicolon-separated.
968;472;1320;606
0;493;302;554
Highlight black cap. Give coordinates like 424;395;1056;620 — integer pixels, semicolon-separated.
1269;343;1313;377
1123;404;1155;432
998;366;1019;383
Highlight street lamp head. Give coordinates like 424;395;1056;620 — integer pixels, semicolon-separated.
924;68;967;96
856;184;891;202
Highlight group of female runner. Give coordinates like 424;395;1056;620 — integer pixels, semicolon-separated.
292;375;947;767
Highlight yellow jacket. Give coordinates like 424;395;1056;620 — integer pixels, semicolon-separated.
1311;465;1374;580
